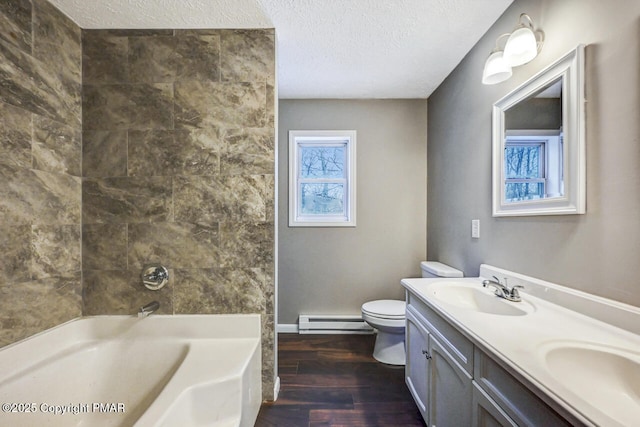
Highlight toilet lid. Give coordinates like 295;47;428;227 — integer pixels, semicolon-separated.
361;300;406;319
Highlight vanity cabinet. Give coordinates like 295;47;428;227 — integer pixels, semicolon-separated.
406;290;572;427
406;311;429;419
474;349;572;427
429;336;472;426
472;382;518;427
406;303;472;427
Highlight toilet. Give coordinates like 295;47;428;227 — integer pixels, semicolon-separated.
361;261;463;365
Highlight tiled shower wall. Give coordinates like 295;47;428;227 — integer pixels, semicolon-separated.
1;0;276;400
81;29;276;399
0;0;82;346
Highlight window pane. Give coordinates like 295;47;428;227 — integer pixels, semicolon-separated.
300;145;345;178
505;145;541;178
300;183;345;215
505;182;545;201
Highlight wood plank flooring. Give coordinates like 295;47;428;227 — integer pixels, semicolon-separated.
255;334;426;427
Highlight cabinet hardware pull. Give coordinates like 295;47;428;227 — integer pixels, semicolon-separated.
422;349;431;359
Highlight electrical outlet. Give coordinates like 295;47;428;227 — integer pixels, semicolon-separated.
471;219;480;239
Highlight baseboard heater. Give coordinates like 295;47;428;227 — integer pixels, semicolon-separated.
298;314;374;334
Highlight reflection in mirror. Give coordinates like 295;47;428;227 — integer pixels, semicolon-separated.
504;78;563;202
492;45;585;216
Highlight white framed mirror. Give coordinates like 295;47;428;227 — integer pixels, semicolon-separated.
492;44;585;216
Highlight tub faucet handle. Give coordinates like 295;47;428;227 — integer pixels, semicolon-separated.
142;264;169;290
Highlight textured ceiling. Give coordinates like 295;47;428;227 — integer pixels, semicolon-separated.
49;0;513;99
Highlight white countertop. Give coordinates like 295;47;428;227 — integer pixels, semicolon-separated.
401;272;640;427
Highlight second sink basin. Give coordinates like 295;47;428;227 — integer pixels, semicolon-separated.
427;281;534;316
540;342;640;426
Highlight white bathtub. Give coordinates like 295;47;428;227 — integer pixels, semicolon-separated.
0;315;262;427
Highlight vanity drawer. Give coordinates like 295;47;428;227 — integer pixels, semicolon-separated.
407;292;474;375
473;349;573;427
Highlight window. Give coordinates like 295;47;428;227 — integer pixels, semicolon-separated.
504;140;546;201
289;130;356;227
504;132;563;202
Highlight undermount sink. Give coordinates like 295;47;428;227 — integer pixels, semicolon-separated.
427;281;534;316
541;342;640;426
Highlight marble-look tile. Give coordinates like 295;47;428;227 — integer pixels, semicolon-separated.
82;32;128;84
128;128;221;177
0;163;81;225
0;274;82;348
174;29;220;37
175;81;266;129
264;174;275;222
266;81;275;128
90;29;174;38
32;115;81;176
220;30;275;83
83;83;174;130
173;268;268;314
219;221;274;268
0;39;81;127
175;34;220;82
83;269;173;316
174;175;267;224
0;102;32;169
82;176;173;224
82;130;128;178
128;36;177;83
32;0;81;82
82;223;127;270
0;0;32;53
261;313;275;401
0;223;31;283
128;222;220;269
30;224;81;279
222;128;274;175
263;265;275;315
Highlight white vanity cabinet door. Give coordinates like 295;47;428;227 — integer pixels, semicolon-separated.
406;310;430;422
472;381;518;427
428;335;472;427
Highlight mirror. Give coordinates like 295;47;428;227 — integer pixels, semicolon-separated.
492;45;585;216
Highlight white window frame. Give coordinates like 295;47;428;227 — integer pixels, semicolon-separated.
505;131;564;201
288;130;356;227
504;138;546;201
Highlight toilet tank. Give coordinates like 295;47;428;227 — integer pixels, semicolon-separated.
420;261;463;278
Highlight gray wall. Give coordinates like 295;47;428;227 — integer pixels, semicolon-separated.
428;0;640;306
278;99;428;325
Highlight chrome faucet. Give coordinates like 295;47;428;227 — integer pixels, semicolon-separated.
138;301;160;318
482;276;524;302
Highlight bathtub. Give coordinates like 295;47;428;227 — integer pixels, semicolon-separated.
0;314;262;427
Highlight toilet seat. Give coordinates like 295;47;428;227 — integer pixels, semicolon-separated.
361;299;406;320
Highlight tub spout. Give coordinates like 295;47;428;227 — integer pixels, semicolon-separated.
138;301;160;318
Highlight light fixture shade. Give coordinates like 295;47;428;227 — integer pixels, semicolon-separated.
482;51;512;85
503;26;538;66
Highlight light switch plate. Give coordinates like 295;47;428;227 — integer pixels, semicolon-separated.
471;219;480;238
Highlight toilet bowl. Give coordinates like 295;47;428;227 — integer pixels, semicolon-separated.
361;299;407;365
362;261;464;366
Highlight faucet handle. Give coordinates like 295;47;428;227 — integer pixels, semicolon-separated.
142;264;169;290
510;285;524;299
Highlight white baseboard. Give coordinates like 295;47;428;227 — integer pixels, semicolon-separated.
276;323;299;333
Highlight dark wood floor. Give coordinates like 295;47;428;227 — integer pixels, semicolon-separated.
255;334;426;427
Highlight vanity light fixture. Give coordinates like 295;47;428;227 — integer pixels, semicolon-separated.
482;34;512;85
482;13;544;85
503;13;544;66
